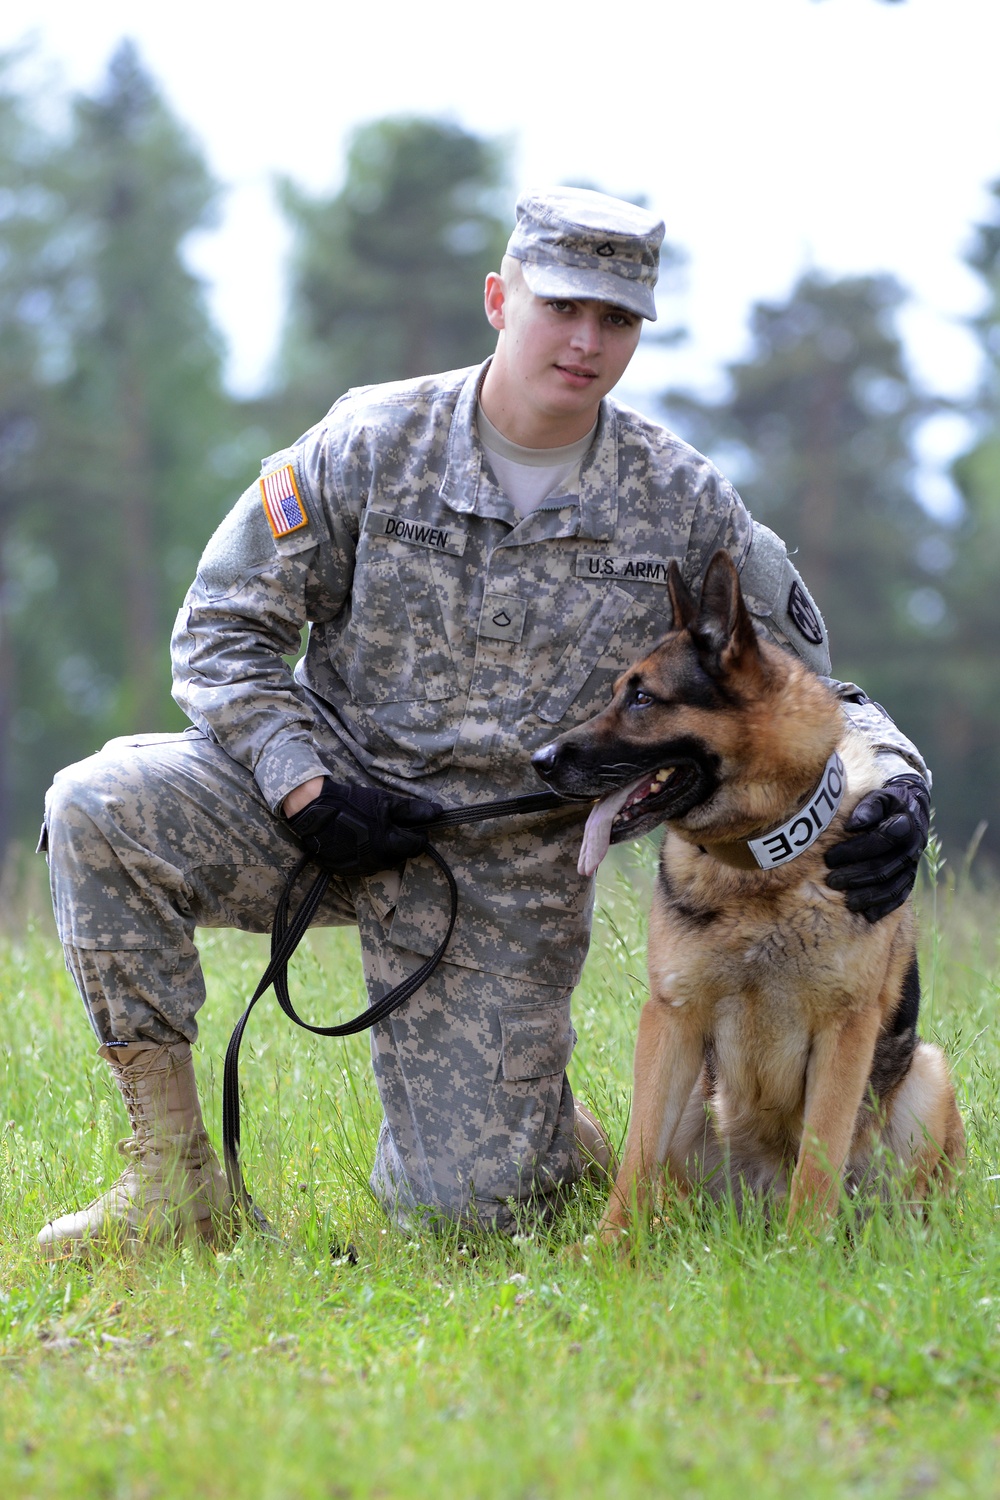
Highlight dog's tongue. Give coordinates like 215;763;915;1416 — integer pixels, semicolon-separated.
578;775;649;878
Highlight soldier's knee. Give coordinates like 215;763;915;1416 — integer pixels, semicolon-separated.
46;751;136;852
46;765;98;843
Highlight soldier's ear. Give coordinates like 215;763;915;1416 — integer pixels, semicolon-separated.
484;272;507;333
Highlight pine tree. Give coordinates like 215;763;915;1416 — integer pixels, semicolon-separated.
272;117;511;436
944;178;1000;861
0;49;85;854
661;271;989;857
2;42;238;853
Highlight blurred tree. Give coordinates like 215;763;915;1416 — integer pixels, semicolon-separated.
0;49;76;855
664;271;939;677
943;177;1000;863
272;117;511;436
1;42;240;855
660;271;994;857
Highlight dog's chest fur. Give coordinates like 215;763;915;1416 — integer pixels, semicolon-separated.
647;734;905;1135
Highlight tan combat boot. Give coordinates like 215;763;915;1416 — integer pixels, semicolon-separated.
37;1041;234;1259
575;1102;618;1184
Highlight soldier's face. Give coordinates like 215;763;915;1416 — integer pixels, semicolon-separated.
484;267;643;440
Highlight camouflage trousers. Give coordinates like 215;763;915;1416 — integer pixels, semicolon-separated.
42;730;582;1229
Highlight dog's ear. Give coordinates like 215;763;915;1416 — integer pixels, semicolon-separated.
691;551;764;678
667;561;698;630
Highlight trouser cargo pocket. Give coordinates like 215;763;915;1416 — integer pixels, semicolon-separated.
470;999;577;1205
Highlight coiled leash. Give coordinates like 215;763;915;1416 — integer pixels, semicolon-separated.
221;790;575;1234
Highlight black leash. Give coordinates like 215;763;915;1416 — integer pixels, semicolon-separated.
221;790;575;1232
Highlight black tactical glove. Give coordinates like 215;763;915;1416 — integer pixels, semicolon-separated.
824;774;930;924
285;778;442;878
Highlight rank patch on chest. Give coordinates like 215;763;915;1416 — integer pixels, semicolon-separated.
576;554;676;584
259;464;308;539
477;593;527;643
364;509;468;556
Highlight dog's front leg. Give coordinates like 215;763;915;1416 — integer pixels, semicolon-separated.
598;999;705;1245
788;1004;883;1231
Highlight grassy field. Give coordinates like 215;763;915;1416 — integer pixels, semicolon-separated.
1;841;998;1499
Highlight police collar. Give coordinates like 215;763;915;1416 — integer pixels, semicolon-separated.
697;749;847;872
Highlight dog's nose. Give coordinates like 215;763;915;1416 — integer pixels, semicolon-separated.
531;743;560;781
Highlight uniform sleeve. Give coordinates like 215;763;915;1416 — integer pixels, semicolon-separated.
685;475;930;790
170;418;361;812
819;680;931;788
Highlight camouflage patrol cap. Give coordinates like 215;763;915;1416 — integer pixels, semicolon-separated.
507;187;665;321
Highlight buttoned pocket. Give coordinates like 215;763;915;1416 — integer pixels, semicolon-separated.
336;553;457;705
471;998;577;1202
532;587;673;726
499;1001;576;1080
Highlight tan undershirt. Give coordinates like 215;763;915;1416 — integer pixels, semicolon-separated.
476;404;596;518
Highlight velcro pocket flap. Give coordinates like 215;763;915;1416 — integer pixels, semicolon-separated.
499;1002;576;1081
534;586;634;725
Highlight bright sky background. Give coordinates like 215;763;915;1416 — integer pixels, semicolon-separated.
4;0;999;510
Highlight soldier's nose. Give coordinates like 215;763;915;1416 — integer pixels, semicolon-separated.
531;744;561;781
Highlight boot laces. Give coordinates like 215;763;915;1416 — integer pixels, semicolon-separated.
114;1053;211;1169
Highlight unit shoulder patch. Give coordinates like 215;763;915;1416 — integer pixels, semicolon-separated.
259;464;308;539
787;579;824;645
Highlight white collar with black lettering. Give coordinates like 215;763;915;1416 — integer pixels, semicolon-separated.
702;749;846;872
748;749;847;868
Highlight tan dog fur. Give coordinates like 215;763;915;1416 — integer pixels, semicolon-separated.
538;552;964;1242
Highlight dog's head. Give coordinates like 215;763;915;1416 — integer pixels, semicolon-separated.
533;551;839;867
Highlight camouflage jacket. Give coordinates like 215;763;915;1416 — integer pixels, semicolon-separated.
171;362;927;985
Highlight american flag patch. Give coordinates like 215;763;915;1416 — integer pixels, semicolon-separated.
259;464;308;538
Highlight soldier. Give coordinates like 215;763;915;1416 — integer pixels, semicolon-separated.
37;188;930;1255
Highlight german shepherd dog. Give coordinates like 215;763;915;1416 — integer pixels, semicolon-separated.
532;552;964;1241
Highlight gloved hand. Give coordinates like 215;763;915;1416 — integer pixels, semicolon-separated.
824;775;930;923
285;778;442;878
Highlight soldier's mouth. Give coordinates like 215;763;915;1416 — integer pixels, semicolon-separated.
555;363;597;386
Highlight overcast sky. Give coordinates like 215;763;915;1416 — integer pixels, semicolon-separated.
3;0;999;508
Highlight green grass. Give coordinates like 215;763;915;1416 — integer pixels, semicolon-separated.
1;843;999;1499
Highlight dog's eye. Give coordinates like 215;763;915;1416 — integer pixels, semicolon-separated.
632;689;654;708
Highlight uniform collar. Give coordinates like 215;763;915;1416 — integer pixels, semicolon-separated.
440;360;619;541
579;401;618;540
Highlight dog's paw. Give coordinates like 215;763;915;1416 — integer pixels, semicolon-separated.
597;1222;635;1252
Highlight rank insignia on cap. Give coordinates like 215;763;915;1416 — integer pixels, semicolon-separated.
260;464;308;538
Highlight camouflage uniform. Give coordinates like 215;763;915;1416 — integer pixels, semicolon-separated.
44;360;927;1229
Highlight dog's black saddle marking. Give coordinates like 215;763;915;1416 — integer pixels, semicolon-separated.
865;952;921;1108
891;952;921;1036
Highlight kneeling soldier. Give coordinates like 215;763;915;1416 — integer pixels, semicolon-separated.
38;188;930;1254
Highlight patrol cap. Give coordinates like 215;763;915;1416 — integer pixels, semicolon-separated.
506;187;665;321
